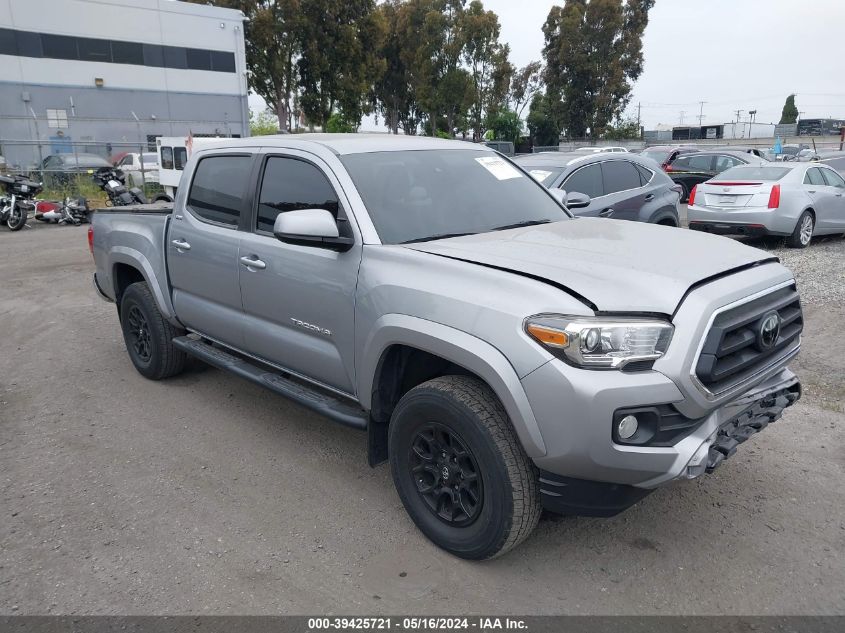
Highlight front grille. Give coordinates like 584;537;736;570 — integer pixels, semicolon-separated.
695;284;802;394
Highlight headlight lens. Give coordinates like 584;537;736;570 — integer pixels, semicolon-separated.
525;315;674;369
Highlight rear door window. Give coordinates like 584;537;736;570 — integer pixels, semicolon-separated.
820;168;845;188
256;156;341;233
634;163;654;185
715;155;742;172
601;160;642;195
187;155;252;227
804;168;826;186
562;163;603;198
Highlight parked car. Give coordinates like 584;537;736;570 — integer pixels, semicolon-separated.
513;151;681;225
666;150;767;202
688;163;845;247
92;134;802;559
572;146;629;154
37;153;113;186
115;152;160;187
716;145;769;159
639;145;699;170
482;140;515;156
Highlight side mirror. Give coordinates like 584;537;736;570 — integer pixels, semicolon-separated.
565;191;591;209
549;188;567;205
273;209;353;250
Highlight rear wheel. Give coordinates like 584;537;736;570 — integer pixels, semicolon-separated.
6;203;27;231
388;375;541;560
786;211;814;248
120;281;186;379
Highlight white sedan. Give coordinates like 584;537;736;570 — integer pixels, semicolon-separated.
687;162;845;247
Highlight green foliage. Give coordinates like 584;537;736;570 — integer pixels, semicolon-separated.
526;93;561;147
602;117;641;140
509;61;543;118
780;94;799;125
325;112;357;133
249;109;280;136
486;108;522;145
542;0;654;138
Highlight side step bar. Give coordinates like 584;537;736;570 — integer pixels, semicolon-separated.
172;336;368;430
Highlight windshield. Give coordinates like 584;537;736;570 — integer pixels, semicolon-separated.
641;149;670;165
341;149;570;244
713;166;792;181
142;153;158;164
521;166;564;185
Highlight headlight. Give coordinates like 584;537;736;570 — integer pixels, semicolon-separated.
525;315;674;369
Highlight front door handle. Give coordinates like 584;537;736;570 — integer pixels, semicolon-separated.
171;239;191;251
239;255;266;270
807;190;816;194
599;208;614;218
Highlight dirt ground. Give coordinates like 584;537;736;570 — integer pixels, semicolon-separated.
1;223;843;615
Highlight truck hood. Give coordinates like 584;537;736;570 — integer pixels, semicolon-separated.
405;218;776;314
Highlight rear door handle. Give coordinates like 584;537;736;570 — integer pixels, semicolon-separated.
644;194;654;201
239;255;266;270
599;208;614;217
171;239;191;251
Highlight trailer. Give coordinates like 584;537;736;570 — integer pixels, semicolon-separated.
153;136;228;201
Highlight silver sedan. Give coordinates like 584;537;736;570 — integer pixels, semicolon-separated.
687;162;845;247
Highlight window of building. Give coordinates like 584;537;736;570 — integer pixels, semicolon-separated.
211;50;236;73
186;48;212;71
113;40;144;65
163;45;187;69
46;109;69;129
257;157;341;233
0;28;15;55
187;156;252;227
42;34;78;60
78;37;110;62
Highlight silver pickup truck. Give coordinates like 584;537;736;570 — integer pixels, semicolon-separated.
91;134;802;560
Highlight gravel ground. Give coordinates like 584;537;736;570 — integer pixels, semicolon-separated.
0;223;843;616
759;235;845;306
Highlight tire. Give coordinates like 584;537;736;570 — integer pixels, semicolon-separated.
388;375;541;560
119;281;186;380
7;204;27;231
786;211;814;248
676;181;689;203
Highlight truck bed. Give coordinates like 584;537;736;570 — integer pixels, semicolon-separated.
93;202;174;214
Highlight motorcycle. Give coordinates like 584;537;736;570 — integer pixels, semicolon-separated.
0;173;43;231
34;196;91;225
92;167;148;206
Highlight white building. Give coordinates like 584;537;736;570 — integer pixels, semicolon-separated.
0;0;248;169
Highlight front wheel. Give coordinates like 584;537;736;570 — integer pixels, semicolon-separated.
388;376;541;560
120;281;186;380
786;211;814;248
7;204;27;231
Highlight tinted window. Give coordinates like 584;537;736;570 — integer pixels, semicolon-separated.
804;168;826;186
601;160;642;194
0;28;15;55
341;150;570;245
160;147;174;170
143;44;165;67
163;45;186;69
680;155;714;171
174;148;188;170
187;156;251;227
112;40;143;65
716;166;791;181
186;48;212;71
635;163;654;185
715;155;742;172
211;50;236;72
820;168;845;188
78;37;110;62
563;164;603;198
257;157;340;233
42;34;77;59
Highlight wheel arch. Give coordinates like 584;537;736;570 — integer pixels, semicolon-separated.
359;315;547;465
108;247;176;321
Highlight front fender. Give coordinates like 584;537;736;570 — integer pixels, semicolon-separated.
358;314;547;458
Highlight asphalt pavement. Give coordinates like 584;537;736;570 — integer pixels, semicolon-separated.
1;223;843;615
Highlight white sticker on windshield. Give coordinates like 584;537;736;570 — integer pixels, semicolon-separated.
475;156;522;180
528;169;553;182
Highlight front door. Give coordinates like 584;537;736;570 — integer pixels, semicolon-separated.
167;152;255;348
237;151;362;395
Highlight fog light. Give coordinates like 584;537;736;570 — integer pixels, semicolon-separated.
618;415;639;439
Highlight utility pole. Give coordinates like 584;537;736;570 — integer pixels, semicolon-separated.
637;102;641;129
679;110;686;125
734;109;743;123
697;101;706;125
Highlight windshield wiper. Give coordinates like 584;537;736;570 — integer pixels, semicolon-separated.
490;219;552;232
401;232;476;244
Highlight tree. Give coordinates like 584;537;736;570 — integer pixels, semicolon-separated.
780;94;799;124
249;109;280;135
486;108;522;144
542;0;654;138
526;93;561;147
602;116;641;139
509;61;543;118
325;112;356;132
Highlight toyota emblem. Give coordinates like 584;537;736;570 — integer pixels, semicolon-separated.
758;311;781;350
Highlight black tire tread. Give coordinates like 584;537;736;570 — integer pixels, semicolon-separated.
409;375;541;559
121;281;186;380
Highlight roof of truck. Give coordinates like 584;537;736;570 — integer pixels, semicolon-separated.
194;133;490;156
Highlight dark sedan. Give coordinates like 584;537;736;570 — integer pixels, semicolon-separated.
639;145;700;171
665;150;767;201
37;153;113;186
513;151;681;226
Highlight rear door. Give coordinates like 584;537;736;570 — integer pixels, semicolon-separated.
598;159;648;221
237;151;362;394
804;167;838;231
819;167;845;229
167;151;256;348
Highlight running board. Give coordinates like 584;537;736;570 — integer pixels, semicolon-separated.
172;336;368;430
